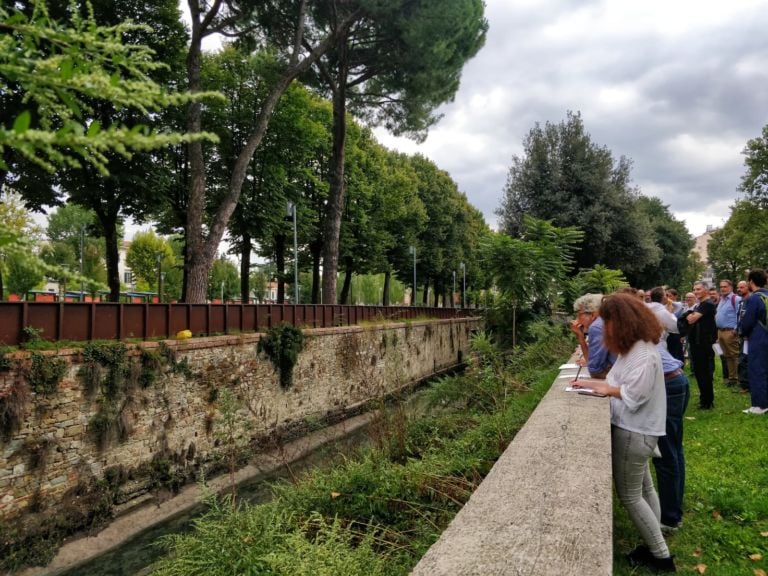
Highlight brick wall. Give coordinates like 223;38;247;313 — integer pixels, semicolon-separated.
0;318;479;524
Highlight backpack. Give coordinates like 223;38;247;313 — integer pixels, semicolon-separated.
757;292;768;331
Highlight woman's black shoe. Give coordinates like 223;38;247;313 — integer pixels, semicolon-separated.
627;546;676;572
647;555;676;572
627;545;652;567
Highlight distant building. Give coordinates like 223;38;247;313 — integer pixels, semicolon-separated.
692;225;718;286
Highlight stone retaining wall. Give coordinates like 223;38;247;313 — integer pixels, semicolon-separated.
0;318;479;525
411;355;613;576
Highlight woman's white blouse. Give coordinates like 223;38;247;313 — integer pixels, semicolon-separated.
607;339;667;436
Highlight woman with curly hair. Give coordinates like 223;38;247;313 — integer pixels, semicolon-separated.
573;293;676;572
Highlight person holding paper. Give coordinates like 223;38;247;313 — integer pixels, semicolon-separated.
570;293;616;378
572;293;675;572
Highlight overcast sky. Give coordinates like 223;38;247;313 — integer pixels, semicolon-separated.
373;0;768;237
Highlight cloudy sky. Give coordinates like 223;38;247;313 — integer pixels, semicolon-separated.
373;0;768;237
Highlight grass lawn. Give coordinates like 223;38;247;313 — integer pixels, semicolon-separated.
613;363;768;575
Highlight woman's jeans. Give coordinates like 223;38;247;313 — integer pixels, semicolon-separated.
653;373;690;526
612;426;670;558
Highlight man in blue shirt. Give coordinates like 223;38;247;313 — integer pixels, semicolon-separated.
570;293;616;378
715;279;741;387
740;269;768;415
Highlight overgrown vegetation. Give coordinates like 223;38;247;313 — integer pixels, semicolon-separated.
0;379;30;440
152;321;573;575
26;352;67;395
257;324;305;389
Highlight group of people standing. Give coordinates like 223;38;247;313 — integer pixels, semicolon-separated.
567;269;768;573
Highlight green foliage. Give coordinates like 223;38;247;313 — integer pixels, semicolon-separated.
26;352;67;395
707;200;768;279
158;342;194;379
139;348;163;388
81;341;129;398
740;123;768;206
564;264;628;309
258;323;305;389
629;196;693;288
126;230;175;292
497;111;662;277
80;341;132;449
0;0;220;175
6;249;43;297
207;256;239;302
482;216;583;311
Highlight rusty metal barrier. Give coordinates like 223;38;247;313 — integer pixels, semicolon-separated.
0;303;477;346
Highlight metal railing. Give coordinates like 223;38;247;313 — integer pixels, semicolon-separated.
0;302;477;346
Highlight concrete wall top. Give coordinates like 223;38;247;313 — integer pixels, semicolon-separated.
411;354;613;576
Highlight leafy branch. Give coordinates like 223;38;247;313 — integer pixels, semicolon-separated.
0;0;222;175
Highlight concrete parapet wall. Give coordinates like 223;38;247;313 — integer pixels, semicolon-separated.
0;318;479;524
411;355;613;576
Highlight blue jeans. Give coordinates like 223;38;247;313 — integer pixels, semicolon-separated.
652;373;690;526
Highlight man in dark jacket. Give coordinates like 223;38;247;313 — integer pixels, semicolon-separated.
740;269;768;415
686;281;717;409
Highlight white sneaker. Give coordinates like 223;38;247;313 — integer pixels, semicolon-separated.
742;406;768;415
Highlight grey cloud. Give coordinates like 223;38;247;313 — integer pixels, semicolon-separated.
401;0;768;235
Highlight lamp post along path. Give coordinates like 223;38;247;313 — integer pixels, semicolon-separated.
288;202;299;303
409;246;417;306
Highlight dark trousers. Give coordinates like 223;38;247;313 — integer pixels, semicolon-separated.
653;373;690;526
690;343;714;408
739;351;749;391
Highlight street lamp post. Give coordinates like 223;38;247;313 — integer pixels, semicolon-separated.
453;270;456;309
460;262;466;309
409;246;416;306
287;202;299;303
79;225;85;298
156;253;163;303
220;280;225;303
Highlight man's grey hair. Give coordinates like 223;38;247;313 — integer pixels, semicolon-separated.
693;281;710;290
573;293;603;314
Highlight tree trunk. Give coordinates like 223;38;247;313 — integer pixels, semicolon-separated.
183;2;207;303
339;259;353;304
422;278;429;306
433;277;439;307
382;270;391;306
240;233;251;303
182;2;357;303
320;33;349;305
101;216;120;302
0;270;4;301
275;234;286;304
310;239;321;303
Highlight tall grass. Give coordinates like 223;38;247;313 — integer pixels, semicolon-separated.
152;320;573;575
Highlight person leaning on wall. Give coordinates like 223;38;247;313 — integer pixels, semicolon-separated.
572;293;676;572
570;293;616;378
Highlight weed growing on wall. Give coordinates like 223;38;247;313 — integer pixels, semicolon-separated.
257;323;304;389
0;380;30;440
158;342;194;378
0;346;12;372
26;352;67;395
